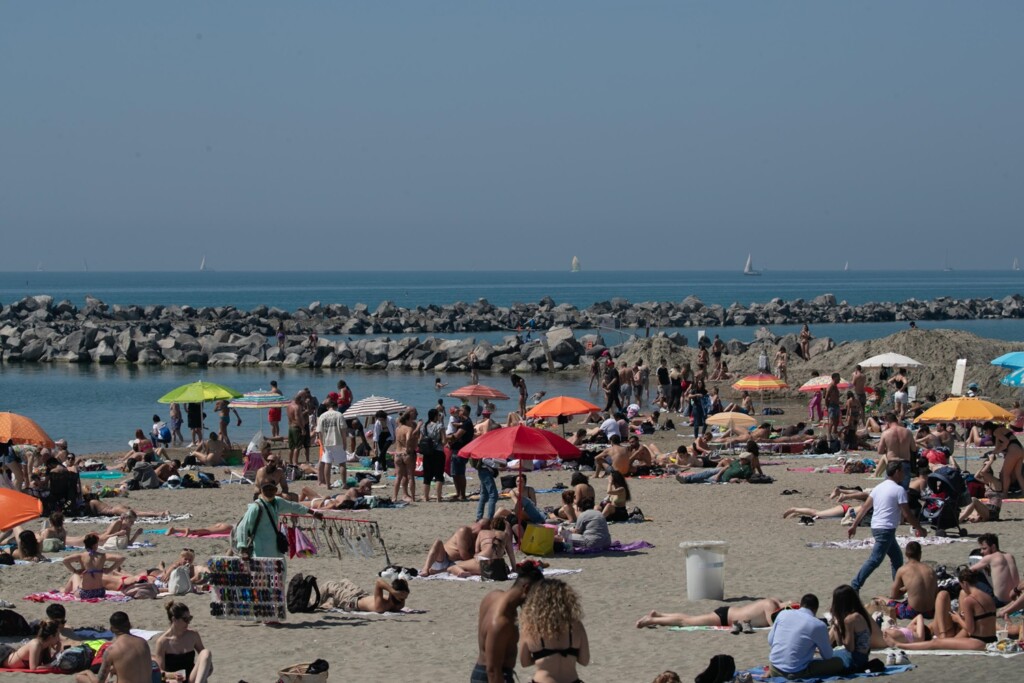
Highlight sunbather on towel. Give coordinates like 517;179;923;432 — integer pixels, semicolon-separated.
447;517;516;578
636;597;784;630
319;577;410;613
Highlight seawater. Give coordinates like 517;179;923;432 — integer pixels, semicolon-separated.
2;270;1024;452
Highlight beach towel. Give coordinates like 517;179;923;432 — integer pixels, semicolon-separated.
567;540;654;555
0;667;61;674
739;663;913;682
70;628;161;641
415;568;583;582
24;590;132;604
806;536;971;551
900;649;1024;658
66;513;191;525
669;625;769;632
787;466;845;473
327;607;427;616
78;471;124;480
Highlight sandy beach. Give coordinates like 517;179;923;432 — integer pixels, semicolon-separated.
3;329;1023;682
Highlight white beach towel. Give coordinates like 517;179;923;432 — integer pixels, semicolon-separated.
415;568;582;582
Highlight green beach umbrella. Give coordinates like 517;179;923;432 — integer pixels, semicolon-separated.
157;380;243;404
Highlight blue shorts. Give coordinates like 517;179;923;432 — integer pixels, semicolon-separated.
827;405;840;419
520;496;547;525
451;454;468;477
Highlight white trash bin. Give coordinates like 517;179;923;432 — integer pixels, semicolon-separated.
679;541;728;601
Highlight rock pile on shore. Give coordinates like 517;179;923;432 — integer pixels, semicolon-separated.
0;293;1021;373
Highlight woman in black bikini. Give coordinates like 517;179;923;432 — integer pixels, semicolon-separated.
519;578;590;683
155;601;213;682
899;569;998;651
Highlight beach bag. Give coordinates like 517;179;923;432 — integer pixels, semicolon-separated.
124;581;158;599
500;474;518;490
167;565;193;595
157;425;172;444
277;662;329;683
56;644;94;673
521;524;555;556
0;609;31;637
287;573;321;613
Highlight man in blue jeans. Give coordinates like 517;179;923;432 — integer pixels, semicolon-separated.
849;461;927;592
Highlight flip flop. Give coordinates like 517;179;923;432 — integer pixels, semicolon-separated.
781;489;801;495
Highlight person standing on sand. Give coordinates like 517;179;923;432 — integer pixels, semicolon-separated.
235;481;321;561
75;612;157;683
511;374;528;419
774;345;788;384
185;402;203;447
824;373;842;439
877;412;913;488
168;402;184;446
711;335;726;377
314;398;348;489
287;392;309;467
849;461;926;593
448;404;475;502
473;560;544;683
799;324;812;360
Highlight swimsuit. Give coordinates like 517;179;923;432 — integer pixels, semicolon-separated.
530;625;581;660
164;650;196;677
471;662;514;683
714;605;731;627
78;587;106;600
886;599;933;620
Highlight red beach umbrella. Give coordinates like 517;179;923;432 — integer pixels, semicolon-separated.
449;384;510;401
460;426;580;521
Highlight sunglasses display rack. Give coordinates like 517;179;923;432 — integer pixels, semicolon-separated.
206;555;287;622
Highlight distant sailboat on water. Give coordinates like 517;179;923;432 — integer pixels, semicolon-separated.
83;258;89;272
844;261;849;272
36;262;43;272
943;252;953;272
571;256;581;273
199;255;207;272
1014;257;1020;272
743;253;760;276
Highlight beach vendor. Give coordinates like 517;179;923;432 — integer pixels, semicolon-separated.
234;481;322;560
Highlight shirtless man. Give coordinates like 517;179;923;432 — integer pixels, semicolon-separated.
75;612;155;683
710;335;726;375
193;433;228;466
851;365;867;421
421;519;490;576
824;374;842;439
975;422;1024;495
625;435;655;472
472;561;543;683
971;533;1020;607
253;454;297;501
594;435;631;477
449;517;517;579
286;392;310;467
870;541;937;621
877;412;913;488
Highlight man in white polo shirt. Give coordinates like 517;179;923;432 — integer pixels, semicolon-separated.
849;461;926;592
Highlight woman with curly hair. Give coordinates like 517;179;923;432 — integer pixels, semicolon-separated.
519;578;590;683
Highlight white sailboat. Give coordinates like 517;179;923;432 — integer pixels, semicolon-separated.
1014;257;1020;272
943;251;953;272
743;253;760;276
82;258;89;272
199;255;207;272
844;261;849;272
571;256;581;273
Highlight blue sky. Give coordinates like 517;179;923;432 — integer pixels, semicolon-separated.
1;2;1021;271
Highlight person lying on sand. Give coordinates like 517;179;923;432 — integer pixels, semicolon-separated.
319;577;410;613
299;479;374;509
165;523;233;537
675;448;753;485
636;597;784;631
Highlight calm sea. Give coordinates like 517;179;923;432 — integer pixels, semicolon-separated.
2;269;1023;452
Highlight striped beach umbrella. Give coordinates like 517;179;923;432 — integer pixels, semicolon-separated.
342;396;408;419
798;376;849;392
230;390;291;410
732;374;789;392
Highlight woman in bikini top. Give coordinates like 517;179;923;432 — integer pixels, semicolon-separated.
519;579;590;683
3;620;61;670
155;600;214;682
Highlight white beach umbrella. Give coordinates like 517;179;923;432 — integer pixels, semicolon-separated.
859;352;923;368
341;395;408;419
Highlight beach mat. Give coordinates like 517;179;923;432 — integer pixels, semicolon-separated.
78;470;124;480
787;466;845;473
328;607;427;616
24;590;132;604
806;536;971;551
415;568;582;582
0;667;60;674
66;513;191;525
900;649;1024;658
741;663;913;682
669;625;769;632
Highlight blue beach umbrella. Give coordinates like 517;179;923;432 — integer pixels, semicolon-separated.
991;352;1024;369
1000;367;1024;387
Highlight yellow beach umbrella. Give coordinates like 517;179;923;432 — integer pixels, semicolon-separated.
157;380;242;404
732;374;789;392
706;412;757;432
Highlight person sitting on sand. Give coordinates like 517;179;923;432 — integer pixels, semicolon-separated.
3;620;61;671
155;459;181;482
154;601;213;683
193;432;229;466
75;611;156;683
421;518;492;576
62;533;124;599
447;516;517;578
959;497;998;523
622;434;657;472
888;569;997;650
973;422;1024;495
593;435;631;478
299;479;374;509
99;510;144;547
868;541;937;622
636;597;784;631
601;471;632;522
828;585;883;673
722;391;755;414
548;490;577;523
558;498;611;553
252;452;298;501
320;576;410;613
966;422;993;448
12;530;46;563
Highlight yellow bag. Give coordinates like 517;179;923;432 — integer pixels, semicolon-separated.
520;524;555;557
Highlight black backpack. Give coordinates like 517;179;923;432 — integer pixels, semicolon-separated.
0;609;31;637
287;573;320;613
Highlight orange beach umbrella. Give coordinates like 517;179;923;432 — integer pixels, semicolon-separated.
526;396;601;419
449;384;510;401
913;397;1013;424
0;412;54;448
0;488;43;532
732;374;789;392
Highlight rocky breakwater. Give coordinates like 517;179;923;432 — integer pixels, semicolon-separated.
0;292;1021;371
